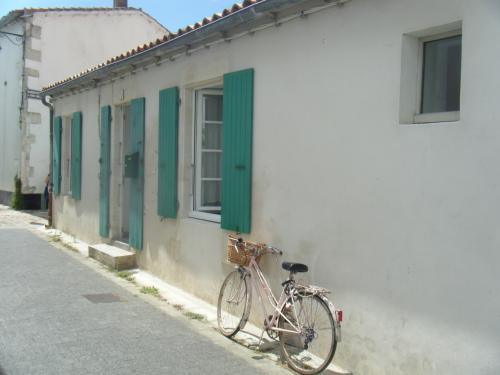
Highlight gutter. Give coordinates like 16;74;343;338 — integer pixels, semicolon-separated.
41;94;53;227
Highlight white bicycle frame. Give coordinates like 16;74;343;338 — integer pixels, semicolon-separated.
240;255;303;336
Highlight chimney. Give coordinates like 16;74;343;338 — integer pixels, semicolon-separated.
113;0;128;8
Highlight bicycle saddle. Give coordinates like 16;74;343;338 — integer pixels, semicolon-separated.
282;262;308;273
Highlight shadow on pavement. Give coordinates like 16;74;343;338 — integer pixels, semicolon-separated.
0;364;6;375
22;210;48;220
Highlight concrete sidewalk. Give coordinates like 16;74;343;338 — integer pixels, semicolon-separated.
0;226;290;375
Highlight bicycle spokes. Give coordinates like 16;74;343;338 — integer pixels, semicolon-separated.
217;270;249;337
280;295;337;374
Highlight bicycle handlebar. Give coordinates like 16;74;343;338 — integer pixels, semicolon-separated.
231;234;283;256
265;245;283;256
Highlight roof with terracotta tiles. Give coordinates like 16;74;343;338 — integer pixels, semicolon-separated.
42;0;266;92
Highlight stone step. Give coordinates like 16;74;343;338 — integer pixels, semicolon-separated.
88;243;136;270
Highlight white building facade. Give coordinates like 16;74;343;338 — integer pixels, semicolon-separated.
43;0;500;373
0;6;166;207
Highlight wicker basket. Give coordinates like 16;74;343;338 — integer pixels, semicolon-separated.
227;235;263;266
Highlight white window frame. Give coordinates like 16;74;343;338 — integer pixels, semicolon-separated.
189;88;223;223
414;29;462;124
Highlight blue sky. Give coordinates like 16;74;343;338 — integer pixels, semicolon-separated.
0;0;239;31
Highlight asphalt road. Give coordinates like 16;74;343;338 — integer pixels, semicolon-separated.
0;228;275;375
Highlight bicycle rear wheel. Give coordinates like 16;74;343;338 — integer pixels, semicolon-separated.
217;270;251;337
279;294;336;374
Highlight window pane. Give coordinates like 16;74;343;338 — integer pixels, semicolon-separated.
194;89;223;215
202;151;221;178
204;95;223;121
201;180;221;209
202;122;221;149
421;35;462;113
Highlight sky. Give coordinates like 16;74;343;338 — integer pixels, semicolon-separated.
0;0;240;31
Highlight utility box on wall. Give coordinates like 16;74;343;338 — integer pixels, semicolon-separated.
124;152;139;178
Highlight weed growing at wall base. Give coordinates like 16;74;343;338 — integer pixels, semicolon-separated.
140;286;161;299
183;311;205;321
10;175;23;210
117;271;135;282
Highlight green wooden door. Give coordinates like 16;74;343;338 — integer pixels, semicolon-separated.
157;87;179;219
129;98;145;250
99;106;111;237
221;68;254;233
53;117;62;196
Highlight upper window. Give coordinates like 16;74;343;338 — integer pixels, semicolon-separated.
192;88;223;221
399;24;462;125
420;35;462;114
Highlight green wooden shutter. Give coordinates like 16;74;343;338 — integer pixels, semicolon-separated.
99;106;111;237
221;68;254;233
71;112;82;200
129;97;145;250
158;87;179;218
52;116;62;196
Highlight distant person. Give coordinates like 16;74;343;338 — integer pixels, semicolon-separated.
44;174;50;209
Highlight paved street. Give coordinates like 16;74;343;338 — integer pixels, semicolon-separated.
0;226;278;375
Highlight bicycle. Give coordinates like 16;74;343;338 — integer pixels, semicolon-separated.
217;235;342;374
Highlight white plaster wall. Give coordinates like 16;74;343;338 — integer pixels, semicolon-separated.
22;10;166;194
34;10;166;88
0;21;23;192
52;0;500;373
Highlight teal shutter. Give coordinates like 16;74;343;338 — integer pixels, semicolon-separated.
99;106;111;237
129;97;145;250
71;112;82;200
221;68;254;233
53;116;62;196
158;87;179;218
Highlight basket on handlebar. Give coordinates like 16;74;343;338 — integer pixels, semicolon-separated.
227;235;264;266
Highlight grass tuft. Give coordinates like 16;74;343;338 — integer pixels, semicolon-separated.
140;286;161;299
49;235;61;243
183;311;205;321
116;271;135;282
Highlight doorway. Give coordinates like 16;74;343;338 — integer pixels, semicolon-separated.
112;99;144;250
118;104;131;243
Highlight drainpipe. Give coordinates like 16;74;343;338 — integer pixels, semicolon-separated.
41;94;53;227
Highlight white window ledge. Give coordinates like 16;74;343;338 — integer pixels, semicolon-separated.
188;211;221;223
414;111;460;124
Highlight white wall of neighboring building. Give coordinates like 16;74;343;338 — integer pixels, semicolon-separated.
33;10;166;89
51;0;500;374
4;9;167;197
0;20;23;193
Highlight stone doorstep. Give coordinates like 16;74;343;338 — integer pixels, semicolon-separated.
88;243;136;270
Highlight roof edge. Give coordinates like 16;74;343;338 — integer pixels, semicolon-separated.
0;7;168;32
44;0;324;95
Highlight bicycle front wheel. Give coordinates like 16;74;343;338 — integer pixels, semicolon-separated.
217;270;251;337
279;294;336;374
